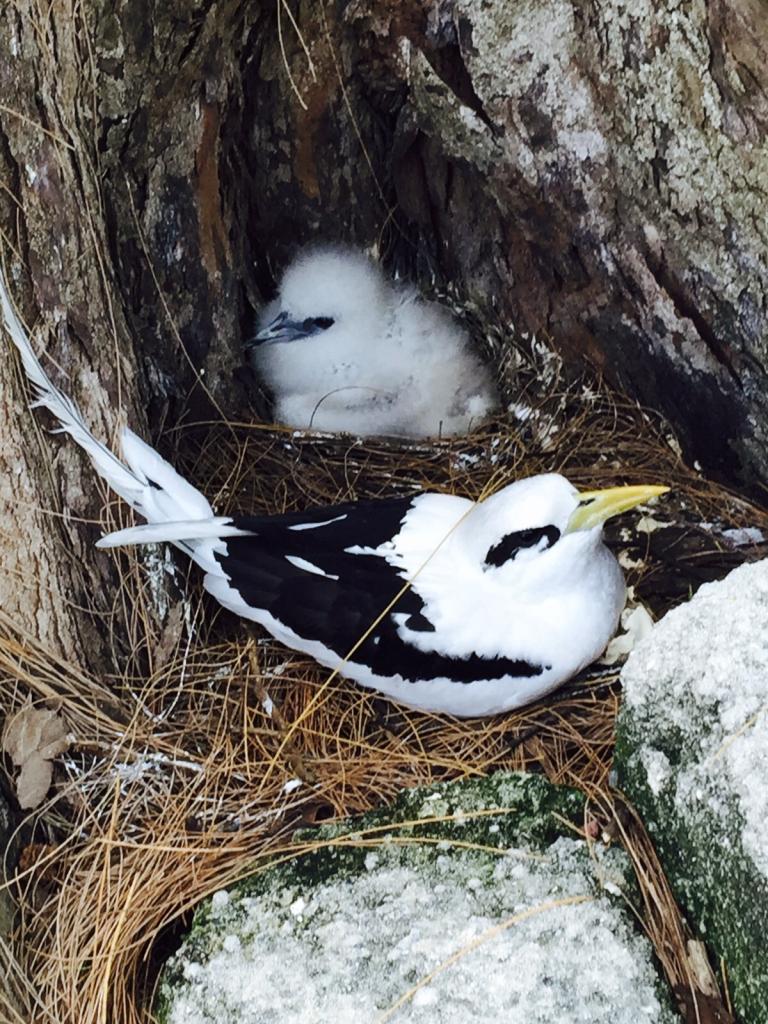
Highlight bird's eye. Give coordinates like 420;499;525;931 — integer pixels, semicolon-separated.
484;525;561;567
301;316;335;334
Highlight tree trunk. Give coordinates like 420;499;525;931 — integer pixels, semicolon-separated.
1;0;767;668
0;0;252;665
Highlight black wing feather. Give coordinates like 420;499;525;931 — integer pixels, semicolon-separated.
217;494;543;684
232;494;415;554
220;493;420;653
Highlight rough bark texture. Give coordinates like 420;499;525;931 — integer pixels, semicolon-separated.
0;1;252;664
1;0;767;667
0;5;137;667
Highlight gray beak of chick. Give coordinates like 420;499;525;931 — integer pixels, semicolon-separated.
247;311;335;348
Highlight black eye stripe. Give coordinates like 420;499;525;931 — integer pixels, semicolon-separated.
303;316;335;332
484;525;561;567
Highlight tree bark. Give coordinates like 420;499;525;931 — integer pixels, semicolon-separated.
1;0;767;665
0;1;252;665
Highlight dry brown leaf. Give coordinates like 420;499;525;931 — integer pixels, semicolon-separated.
2;703;71;810
16;752;54;810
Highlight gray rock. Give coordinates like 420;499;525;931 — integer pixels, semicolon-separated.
615;558;768;1023
158;773;675;1024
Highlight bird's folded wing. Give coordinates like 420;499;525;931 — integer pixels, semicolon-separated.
215;532;544;683
230;494;415;551
213;494;543;683
215;500;426;667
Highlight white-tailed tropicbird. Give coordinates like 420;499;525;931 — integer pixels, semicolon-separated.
1;270;667;717
247;244;499;438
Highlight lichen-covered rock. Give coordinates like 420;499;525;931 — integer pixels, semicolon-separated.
157;773;675;1024
615;558;768;1023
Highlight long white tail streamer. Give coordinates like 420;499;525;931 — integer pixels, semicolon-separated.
0;265;245;569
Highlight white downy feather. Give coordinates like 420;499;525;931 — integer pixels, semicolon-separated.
249;245;499;438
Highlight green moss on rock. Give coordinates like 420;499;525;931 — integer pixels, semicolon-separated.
615;559;768;1023
157;772;675;1024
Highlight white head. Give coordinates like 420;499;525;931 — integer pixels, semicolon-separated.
458;474;669;592
248;246;388;350
396;473;668;695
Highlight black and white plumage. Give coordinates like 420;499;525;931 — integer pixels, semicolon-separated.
247;245;499;438
2;270;667;717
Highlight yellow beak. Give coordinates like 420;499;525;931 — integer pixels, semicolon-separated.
566;484;670;533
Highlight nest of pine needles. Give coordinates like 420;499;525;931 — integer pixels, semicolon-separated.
1;338;766;1024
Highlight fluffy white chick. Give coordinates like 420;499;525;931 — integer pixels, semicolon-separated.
246;245;498;437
